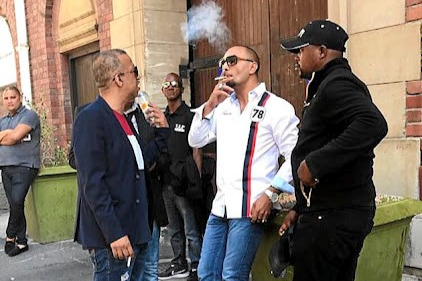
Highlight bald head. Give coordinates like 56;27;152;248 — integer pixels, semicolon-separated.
163;72;183;88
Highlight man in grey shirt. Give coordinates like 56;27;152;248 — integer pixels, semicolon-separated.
0;86;40;257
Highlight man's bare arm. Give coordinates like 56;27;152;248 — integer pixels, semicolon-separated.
0;124;32;146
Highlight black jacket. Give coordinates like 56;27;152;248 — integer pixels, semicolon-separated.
292;58;388;213
129;107;170;228
169;155;202;199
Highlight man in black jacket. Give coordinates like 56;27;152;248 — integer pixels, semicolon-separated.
158;73;202;281
124;100;170;281
278;20;388;281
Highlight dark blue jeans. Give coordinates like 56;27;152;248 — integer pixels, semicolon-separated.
89;244;147;281
1;166;38;245
162;185;202;269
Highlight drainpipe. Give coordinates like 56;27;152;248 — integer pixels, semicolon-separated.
14;0;32;105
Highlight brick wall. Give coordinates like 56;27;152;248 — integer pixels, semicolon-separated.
97;0;112;51
406;81;422;136
1;0;113;148
406;0;422;22
25;0;70;146
405;1;422;137
406;0;422;198
25;0;112;146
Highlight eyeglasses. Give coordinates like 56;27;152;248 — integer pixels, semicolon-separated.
218;55;254;68
114;66;139;81
162;81;181;89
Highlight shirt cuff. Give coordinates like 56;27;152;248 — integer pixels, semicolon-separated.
271;176;294;194
191;104;214;120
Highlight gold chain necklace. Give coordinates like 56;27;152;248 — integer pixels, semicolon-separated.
300;181;313;207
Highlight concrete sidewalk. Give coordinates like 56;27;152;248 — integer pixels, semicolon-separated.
0;211;185;281
0;210;92;281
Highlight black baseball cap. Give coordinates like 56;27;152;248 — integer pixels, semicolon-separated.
280;19;348;53
268;229;292;278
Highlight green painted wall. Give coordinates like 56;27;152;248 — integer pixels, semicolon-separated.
25;166;77;244
252;199;422;281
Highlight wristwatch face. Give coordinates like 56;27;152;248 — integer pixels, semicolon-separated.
265;189;279;203
270;193;279;203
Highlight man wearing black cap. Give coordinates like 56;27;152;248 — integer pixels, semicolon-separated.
278;20;388;281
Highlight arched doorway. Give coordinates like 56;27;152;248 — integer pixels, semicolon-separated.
57;0;99;118
0;16;17;95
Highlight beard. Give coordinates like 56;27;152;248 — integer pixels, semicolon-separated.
226;80;236;88
296;63;313;80
299;69;314;80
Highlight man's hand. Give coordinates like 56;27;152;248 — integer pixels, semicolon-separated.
278;209;298;236
250;193;272;223
110;235;134;260
147;103;169;128
0;130;11;143
202;78;234;117
297;160;318;187
0;125;31;145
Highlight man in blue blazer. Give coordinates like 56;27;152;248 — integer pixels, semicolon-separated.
73;49;169;281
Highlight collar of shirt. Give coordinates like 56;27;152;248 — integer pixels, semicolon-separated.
124;102;138;115
7;105;25;118
229;82;267;104
198;83;268;121
164;101;189;116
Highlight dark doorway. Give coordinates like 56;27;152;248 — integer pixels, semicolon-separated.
69;42;99;118
189;0;327;116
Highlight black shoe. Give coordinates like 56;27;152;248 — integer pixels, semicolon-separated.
187;269;198;281
4;241;15;255
8;244;28;257
158;264;189;280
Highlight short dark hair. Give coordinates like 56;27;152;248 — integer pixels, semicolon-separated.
92;49;127;88
3;86;21;96
243;46;260;74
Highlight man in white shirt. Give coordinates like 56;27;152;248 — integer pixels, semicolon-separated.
188;45;299;281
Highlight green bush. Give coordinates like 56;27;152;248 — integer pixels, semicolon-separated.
29;102;69;167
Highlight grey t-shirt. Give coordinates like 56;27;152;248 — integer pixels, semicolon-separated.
0;106;41;168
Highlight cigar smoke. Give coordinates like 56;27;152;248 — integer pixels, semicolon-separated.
181;1;231;52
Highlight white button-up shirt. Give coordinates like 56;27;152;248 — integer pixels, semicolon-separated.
188;83;299;218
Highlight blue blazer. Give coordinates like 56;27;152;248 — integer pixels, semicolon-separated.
73;96;167;248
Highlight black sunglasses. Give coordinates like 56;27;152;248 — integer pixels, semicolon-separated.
218;55;254;68
114;66;139;81
162;81;181;89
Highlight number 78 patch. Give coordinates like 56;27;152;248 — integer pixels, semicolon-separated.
250;106;266;122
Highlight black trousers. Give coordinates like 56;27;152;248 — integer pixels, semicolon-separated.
291;207;375;281
2;166;38;244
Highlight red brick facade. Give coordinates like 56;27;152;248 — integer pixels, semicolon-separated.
405;0;422;137
406;0;422;21
97;0;112;50
405;0;422;197
0;0;113;147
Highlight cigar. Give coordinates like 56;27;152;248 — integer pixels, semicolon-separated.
214;76;227;81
